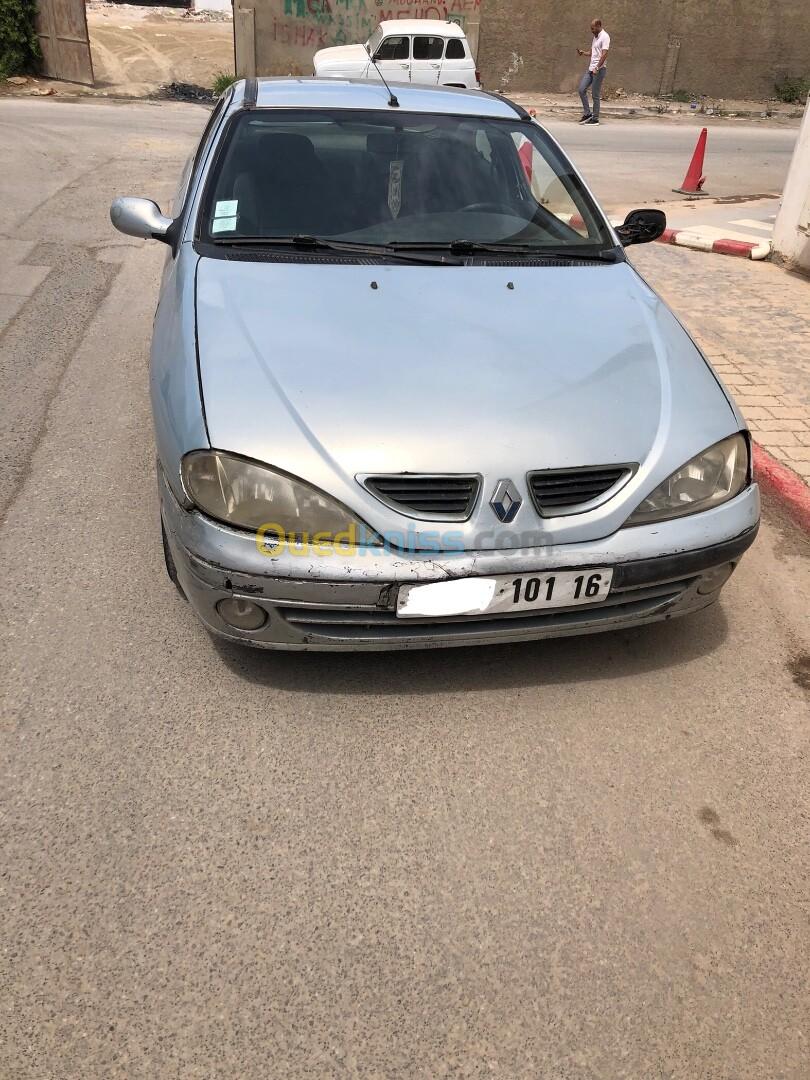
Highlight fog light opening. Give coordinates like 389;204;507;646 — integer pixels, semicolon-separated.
216;597;268;631
697;563;735;595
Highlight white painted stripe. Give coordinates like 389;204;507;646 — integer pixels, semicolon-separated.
729;219;774;232
674;225;772;244
673;232;714;252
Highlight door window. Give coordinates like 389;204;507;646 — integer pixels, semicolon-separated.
412;36;444;60
375;36;409;61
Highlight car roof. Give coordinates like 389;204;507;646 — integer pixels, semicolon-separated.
235;78;525;121
376;19;467;38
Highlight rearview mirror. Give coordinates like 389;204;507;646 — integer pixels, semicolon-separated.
615;208;666;247
110;196;174;243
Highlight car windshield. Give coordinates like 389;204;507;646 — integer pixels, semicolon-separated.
200;109;612;252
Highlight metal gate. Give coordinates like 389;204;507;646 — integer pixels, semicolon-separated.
35;0;94;86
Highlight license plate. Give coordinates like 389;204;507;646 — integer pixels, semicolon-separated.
396;568;614;619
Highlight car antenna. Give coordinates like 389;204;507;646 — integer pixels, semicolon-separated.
367;45;399;107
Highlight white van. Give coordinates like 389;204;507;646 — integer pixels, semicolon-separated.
313;20;480;90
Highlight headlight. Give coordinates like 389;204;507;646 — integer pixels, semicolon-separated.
182;450;380;544
625;434;749;526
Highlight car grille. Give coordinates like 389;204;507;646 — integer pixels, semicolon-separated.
363;474;480;520
277;577;692;643
528;465;633;515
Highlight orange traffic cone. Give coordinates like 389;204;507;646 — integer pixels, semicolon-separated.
674;127;709;195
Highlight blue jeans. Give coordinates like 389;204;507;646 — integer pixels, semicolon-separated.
579;68;606;118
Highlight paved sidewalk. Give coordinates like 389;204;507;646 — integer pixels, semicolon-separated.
630;244;810;485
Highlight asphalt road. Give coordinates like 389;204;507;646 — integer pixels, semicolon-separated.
2;98;809;1079
546;117;797;206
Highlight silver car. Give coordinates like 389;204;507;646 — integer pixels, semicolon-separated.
111;78;759;650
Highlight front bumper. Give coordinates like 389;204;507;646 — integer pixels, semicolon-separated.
159;467;760;651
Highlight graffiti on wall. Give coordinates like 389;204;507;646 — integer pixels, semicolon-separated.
265;0;481;69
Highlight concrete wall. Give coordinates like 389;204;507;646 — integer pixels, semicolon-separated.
235;0;482;79
477;0;810;100
773;97;810;272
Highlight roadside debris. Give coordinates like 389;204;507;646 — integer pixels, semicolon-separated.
182;8;232;21
511;88;803;123
154;81;214;103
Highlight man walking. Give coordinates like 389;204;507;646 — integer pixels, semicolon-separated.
577;19;610;125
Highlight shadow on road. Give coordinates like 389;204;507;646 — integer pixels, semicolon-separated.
212;603;729;695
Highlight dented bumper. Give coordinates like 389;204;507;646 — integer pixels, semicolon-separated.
159;466;760;651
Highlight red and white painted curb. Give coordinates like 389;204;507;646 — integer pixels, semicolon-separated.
658;227;771;260
552;209;772;262
753;444;810;534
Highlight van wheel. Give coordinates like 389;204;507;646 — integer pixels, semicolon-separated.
161;520;186;599
443;83;466;88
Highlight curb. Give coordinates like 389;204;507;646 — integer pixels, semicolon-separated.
555;213;773;261
658;227;771;260
516;100;798;123
753;443;810;533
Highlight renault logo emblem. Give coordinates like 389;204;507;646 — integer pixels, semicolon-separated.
490;479;522;523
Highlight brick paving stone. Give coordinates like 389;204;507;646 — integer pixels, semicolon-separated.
738;407;774;419
631;243;810;487
768;406;807;419
735;396;782;408
755;418;807;432
757;432;799;448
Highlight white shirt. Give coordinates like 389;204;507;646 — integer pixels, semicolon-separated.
590;29;610;72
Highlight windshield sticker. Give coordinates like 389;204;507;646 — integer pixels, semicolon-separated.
214;199;238;218
211;216;237;233
388;160;403;219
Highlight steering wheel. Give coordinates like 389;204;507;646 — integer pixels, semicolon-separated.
460;202;518;215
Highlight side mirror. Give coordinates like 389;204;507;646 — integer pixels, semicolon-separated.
615;208;666;247
110;196;174;243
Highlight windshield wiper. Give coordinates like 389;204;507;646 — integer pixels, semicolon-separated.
529;247;620;263
391;240;620;261
209;234;462;265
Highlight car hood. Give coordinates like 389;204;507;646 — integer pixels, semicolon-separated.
313;44;368;67
195;257;737;547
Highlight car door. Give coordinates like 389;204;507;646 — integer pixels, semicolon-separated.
441;35;473;87
410;35;444;85
369;33;411;84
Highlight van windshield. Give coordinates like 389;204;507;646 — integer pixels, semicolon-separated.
200;109;613;252
366;27;383;55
